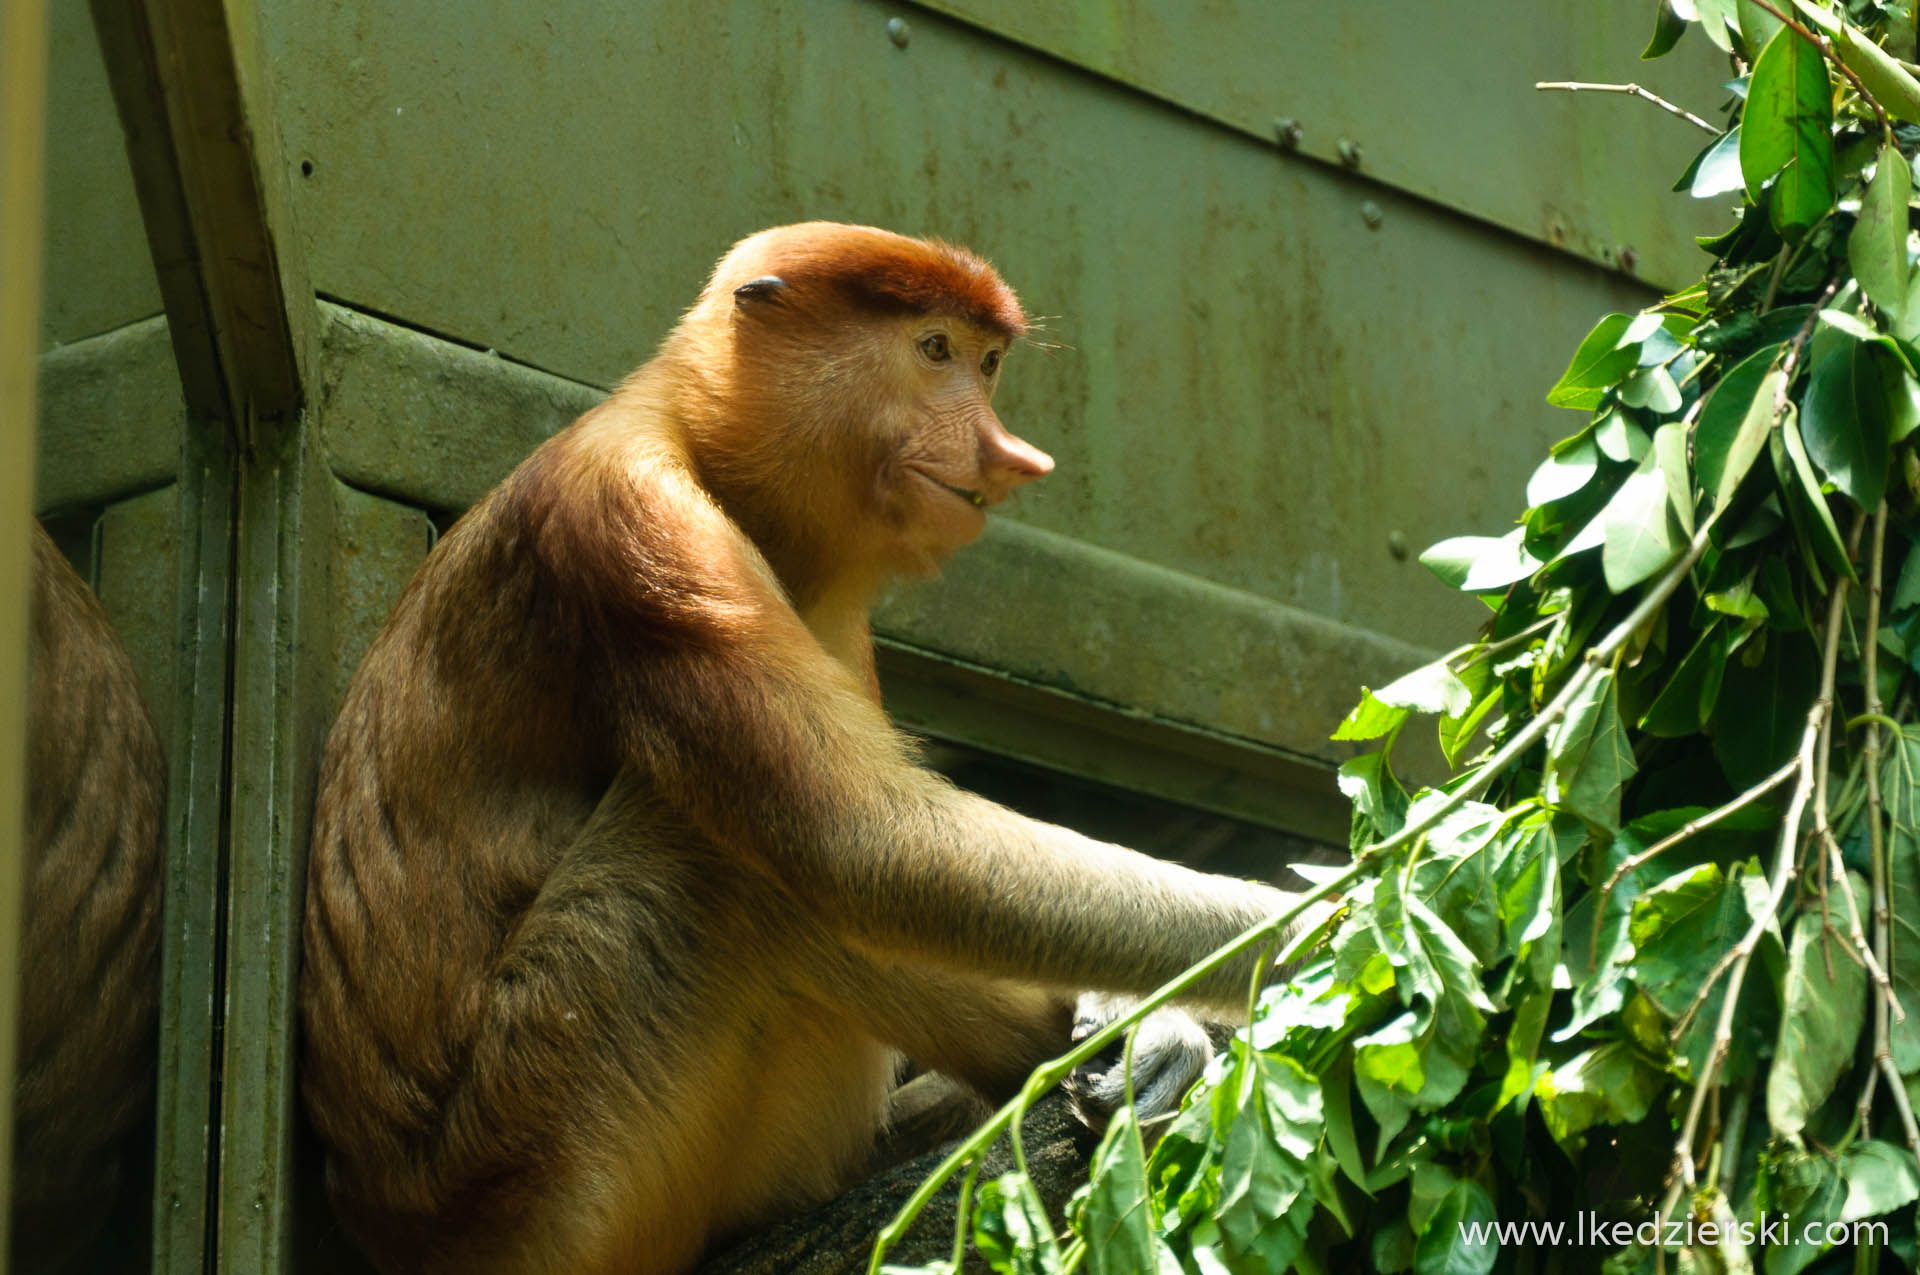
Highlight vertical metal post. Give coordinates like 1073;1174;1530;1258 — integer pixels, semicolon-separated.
0;0;51;1264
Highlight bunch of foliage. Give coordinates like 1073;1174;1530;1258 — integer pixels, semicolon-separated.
870;2;1920;1271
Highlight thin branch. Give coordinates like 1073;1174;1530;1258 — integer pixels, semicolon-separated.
1534;81;1719;134
1591;758;1798;959
1656;558;1848;1241
1860;503;1920;1155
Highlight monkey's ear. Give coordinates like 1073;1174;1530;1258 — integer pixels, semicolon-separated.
733;276;788;305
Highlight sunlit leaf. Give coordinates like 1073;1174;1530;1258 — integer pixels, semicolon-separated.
1741;26;1836;240
1839;1141;1920;1221
1767;899;1868;1134
1547;313;1640;410
1535;1042;1664;1150
1692;349;1781;512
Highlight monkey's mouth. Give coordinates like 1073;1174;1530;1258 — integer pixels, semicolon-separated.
931;478;986;508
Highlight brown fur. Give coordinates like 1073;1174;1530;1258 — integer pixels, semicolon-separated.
15;523;165;1273
300;224;1302;1275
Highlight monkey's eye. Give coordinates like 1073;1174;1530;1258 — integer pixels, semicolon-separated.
981;349;1002;378
919;332;952;363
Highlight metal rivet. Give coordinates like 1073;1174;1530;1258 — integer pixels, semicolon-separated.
1361;200;1383;229
1388;531;1409;561
1618;246;1639;273
887;17;910;47
1337;138;1362;169
1274;117;1302;150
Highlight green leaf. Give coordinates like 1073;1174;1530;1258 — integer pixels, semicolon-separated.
1852;145;1912;319
1332;689;1411;743
1696;0;1738;51
1639;621;1730;737
1881;728;1920;1072
1496;990;1552;1113
974;1173;1063;1275
1526;435;1600;507
1644;0;1689;59
1420;531;1542;592
1547;313;1640;410
1832;13;1920;125
1596;407;1653;463
1778;405;1857;577
1741;26;1837;241
1214;1053;1318;1272
1736;0;1782;53
1414;1180;1497;1275
1081;1108;1175;1275
1763;1151;1847;1275
1534;1042;1664;1151
1602;466;1681;592
1767;899;1868;1134
1715;630;1819;788
1619;365;1683;415
1690;126;1747;198
1839;1141;1920;1222
1693;349;1781;513
1653;419;1694;535
1545;670;1636;830
1376;659;1474;717
1801;329;1890;509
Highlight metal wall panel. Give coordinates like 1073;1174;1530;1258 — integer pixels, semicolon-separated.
41;0;163;348
917;0;1732;287
266;0;1657;661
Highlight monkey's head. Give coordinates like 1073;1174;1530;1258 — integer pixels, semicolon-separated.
669;223;1054;594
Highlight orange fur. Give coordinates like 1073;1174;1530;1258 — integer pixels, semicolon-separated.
300;224;1302;1274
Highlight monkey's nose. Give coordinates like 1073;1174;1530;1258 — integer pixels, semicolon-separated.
985;428;1055;488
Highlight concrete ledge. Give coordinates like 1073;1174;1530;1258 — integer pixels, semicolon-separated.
36;315;182;510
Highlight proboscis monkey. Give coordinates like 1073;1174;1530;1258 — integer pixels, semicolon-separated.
301;223;1316;1275
16;523;164;1274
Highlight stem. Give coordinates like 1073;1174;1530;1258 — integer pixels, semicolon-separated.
1591;759;1798;960
1533;81;1718;134
1658;515;1858;1236
1860;504;1920;1156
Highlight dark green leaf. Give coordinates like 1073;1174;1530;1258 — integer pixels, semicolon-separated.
1535;1042;1664;1151
1766;898;1868;1134
1778;405;1857;577
1639;621;1730;736
1414;1180;1497;1275
1081;1109;1174;1275
1736;0;1782;53
974;1173;1063;1275
1839;1141;1920;1221
1693;348;1781;513
1851;144;1912;318
1763;1151;1846;1275
1547;313;1640;410
1644;0;1689;58
1801;329;1890;508
1881;728;1920;1072
1545;670;1636;830
1715;629;1819;788
1741;26;1836;240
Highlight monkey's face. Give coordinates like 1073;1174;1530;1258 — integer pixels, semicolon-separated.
877;316;1053;570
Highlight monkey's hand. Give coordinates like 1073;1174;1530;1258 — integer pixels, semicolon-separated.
1062;993;1213;1134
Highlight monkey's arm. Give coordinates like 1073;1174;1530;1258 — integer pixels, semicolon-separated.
621;585;1300;1010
